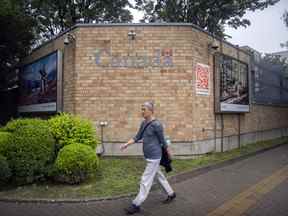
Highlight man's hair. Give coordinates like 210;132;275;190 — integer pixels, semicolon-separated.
143;101;154;112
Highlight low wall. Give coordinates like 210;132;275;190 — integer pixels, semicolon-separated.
98;127;288;156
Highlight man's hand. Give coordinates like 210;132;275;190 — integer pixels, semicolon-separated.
120;138;135;151
120;143;129;151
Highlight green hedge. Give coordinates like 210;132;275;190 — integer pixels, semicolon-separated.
1;115;100;185
0;131;11;155
5;119;55;184
2;118;45;133
48;113;99;151
54;144;99;184
0;154;11;183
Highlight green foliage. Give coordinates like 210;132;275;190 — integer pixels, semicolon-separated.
284;10;288;27
262;54;288;77
280;10;288;48
29;0;133;41
2;118;47;133
0;154;11;183
48;113;99;151
5;120;55;184
0;131;11;155
0;0;36;90
263;54;288;66
135;0;280;37
54;144;99;184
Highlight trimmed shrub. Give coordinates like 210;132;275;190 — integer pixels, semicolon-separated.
2;118;45;133
0;131;11;155
54;144;99;184
5;120;55;184
48;113;99;150
0;154;11;183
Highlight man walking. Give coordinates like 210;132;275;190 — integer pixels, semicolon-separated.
120;101;176;215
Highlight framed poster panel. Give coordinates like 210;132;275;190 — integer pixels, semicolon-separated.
214;53;249;113
18;50;63;113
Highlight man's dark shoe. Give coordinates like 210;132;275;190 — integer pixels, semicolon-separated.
125;204;141;215
162;192;176;204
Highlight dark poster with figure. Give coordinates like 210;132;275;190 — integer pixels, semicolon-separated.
214;53;250;113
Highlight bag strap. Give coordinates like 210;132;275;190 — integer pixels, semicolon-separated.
139;119;156;139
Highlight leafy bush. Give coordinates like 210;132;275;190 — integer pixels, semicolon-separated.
0;131;11;155
48;113;99;151
5;120;55;184
2;118;46;133
0;154;11;183
54;144;99;184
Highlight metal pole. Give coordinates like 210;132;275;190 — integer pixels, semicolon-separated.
98;121;107;156
101;126;104;147
214;114;217;152
221;114;224;152
238;114;241;148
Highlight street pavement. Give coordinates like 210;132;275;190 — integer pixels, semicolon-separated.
1;144;288;216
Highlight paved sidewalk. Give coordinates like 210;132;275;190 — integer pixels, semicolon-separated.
1;144;288;216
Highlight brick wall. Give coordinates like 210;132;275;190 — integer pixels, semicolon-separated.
72;25;288;144
22;24;288;155
73;26;213;142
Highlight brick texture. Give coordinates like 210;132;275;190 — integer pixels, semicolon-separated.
22;25;288;149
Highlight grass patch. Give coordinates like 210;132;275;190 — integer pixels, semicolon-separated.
169;137;288;176
0;159;145;199
0;137;287;199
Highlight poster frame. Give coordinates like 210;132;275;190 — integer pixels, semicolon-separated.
214;53;250;113
18;50;63;113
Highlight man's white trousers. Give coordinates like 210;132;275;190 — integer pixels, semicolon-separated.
132;159;174;206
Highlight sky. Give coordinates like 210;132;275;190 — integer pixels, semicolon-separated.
130;0;288;54
225;0;288;54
